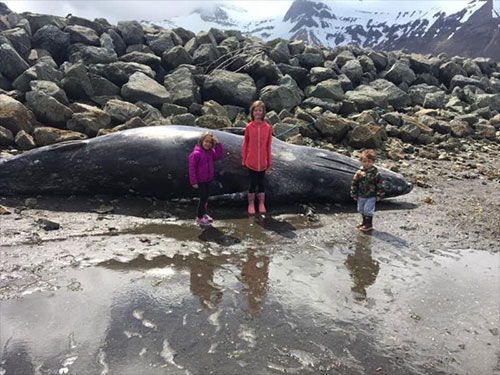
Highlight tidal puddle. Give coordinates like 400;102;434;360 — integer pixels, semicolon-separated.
1;237;498;374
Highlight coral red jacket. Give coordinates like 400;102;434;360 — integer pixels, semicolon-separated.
241;120;272;172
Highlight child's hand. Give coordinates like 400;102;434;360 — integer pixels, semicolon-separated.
352;197;357;201
376;197;381;202
212;136;219;144
192;184;198;189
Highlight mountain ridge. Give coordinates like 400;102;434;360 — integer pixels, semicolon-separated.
146;0;499;59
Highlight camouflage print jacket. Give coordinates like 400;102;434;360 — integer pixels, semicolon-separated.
350;166;385;199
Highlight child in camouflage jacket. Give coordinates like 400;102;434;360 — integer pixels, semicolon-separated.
350;149;384;232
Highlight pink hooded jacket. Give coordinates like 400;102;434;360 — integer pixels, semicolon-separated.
188;143;224;185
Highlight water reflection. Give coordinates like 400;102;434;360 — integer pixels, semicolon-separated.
100;249;270;318
345;233;380;301
238;250;270;318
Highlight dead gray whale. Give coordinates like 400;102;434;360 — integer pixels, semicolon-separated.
0;125;412;202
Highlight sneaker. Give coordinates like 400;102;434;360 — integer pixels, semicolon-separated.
203;214;213;222
196;216;210;225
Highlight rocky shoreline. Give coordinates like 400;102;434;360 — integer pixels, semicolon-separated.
0;2;499;162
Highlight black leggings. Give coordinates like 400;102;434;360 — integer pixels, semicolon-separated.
248;169;266;193
197;182;210;218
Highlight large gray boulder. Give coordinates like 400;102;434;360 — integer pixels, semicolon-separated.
313;114;353;141
69;44;118;65
67;103;111;136
146;32;175;56
2;27;32;59
103;99;142;124
192;43;220;66
14;130;36;150
439;61;466;87
333;50;355;68
202;70;256;108
423;92;446;109
305;79;344;102
12;60;62;92
384;62;416;86
25;91;73;127
90;61;155;86
62;63;94;99
367;50;388;71
32;126;87;146
89;73;120;96
244;56;282;83
297;53;324;70
162;46;193;71
341;59;363;83
309;67;337;84
277;63;308;86
30;80;69;105
0;94;34;134
65;25;100;46
345;86;389;111
260;85;301;112
106;29;126;56
67;15;104;35
0;43;29;80
0;125;14;146
23;13;66;34
163;67;201;107
409;54;439;75
408;84;442;106
121;72;171;106
348;123;385;148
117;21;144;46
369;79;410;109
32;24;70;62
119;51;161;69
475;94;500;109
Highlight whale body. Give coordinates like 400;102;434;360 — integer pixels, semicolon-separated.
0;126;412;202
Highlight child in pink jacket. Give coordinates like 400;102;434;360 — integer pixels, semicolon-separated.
241;100;272;215
189;131;224;225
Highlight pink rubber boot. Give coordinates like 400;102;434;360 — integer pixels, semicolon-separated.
247;193;256;215
257;192;266;214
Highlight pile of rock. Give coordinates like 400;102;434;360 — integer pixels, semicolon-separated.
0;3;499;155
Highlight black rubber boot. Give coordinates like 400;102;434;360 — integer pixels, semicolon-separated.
358;215;366;229
360;216;373;232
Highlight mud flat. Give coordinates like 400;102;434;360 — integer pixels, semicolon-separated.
0;156;499;375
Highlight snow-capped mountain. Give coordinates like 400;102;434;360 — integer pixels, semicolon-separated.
146;0;499;59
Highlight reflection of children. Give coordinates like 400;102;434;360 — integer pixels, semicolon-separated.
189;132;224;225
350;149;384;232
241;100;272;215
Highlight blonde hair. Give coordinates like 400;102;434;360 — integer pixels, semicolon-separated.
249;100;266;121
360;149;376;161
197;131;214;148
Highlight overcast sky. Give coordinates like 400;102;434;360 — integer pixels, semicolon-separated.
4;1;294;23
4;0;481;24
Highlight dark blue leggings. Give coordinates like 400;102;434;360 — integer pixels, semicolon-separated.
197;182;210;218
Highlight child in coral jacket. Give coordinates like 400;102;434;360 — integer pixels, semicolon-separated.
241;100;273;215
189;131;224;225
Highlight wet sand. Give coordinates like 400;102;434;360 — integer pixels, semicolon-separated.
1;161;499;375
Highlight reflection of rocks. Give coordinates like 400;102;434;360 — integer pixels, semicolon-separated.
345;234;380;301
240;250;270;317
